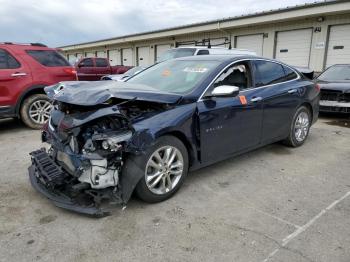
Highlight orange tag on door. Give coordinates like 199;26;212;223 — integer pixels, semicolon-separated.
239;95;247;105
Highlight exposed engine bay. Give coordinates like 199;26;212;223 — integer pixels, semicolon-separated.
29;93;170;217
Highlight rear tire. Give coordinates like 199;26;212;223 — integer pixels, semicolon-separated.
133;136;189;203
20;94;52;129
283;106;311;147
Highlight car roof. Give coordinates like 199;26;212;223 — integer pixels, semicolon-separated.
174;54;262;62
0;42;56;51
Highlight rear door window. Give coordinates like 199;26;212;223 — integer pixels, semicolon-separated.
95;58;108;67
282;66;298;81
26;50;70;67
0;49;20;69
253;60;287;87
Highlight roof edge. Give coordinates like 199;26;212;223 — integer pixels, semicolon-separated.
59;0;346;49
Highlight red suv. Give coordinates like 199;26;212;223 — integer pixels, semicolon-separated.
0;43;77;128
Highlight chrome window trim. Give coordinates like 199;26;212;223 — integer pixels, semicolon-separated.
197;58;300;102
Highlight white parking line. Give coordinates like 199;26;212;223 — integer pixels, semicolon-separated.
263;190;350;262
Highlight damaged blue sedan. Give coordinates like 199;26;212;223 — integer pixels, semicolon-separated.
28;55;320;216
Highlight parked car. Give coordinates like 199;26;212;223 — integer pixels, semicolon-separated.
156;46;256;62
29;55;319;216
315;64;350;113
75;57;132;81
0;42;77;129
101;66;146;81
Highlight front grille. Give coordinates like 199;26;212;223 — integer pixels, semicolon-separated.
320;90;341;101
320;90;350;102
30;148;69;188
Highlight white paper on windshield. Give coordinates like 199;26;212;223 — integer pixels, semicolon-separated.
183;67;208;73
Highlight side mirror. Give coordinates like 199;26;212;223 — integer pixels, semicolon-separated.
210;85;239;97
78;62;85;68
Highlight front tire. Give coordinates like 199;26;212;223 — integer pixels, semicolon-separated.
283;106;311;147
134;136;189;203
20;94;52;129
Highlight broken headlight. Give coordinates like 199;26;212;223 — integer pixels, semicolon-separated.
98;131;133;151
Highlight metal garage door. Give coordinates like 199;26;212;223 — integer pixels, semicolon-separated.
326;24;350;68
275;29;313;67
108;49;121;66
156;44;171;62
96;51;107;58
137;46;150;66
122;48;133;66
85;52;95;58
236;34;264;56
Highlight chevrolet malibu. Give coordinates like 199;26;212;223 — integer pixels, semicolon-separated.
28;55;320;216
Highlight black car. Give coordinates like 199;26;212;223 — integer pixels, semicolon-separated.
28;55;320;216
315;64;350;113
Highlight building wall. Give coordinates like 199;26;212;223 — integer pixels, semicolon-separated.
64;13;350;72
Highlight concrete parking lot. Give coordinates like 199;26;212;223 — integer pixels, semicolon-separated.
0;115;349;262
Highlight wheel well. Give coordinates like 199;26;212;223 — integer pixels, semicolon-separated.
16;87;46;115
164;131;195;168
300;102;313;123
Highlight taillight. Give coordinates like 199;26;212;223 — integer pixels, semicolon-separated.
63;68;77;75
315;84;321;91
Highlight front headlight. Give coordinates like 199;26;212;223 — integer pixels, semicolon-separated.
99;131;133;152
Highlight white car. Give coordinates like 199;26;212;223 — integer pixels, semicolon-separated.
157;46;256;62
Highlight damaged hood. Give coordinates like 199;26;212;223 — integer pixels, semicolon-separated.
45;81;183;106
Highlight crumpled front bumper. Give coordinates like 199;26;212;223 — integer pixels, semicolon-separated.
28;149;110;217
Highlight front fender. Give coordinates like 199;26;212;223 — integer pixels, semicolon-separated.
120;103;198;203
126;103;197;153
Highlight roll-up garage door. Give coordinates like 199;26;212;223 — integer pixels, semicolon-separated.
275;28;313;67
156;44;171;62
96;51;107;58
326;24;350;68
85;52;95;58
236;34;264;56
122;48;133;66
137;46;150;66
108;50;121;66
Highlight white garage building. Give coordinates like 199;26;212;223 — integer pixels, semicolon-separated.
60;1;350;72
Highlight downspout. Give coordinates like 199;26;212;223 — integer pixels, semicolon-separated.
217;21;232;49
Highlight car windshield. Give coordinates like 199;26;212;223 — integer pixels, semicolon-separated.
318;65;350;81
157;48;196;62
125;66;145;76
126;59;221;94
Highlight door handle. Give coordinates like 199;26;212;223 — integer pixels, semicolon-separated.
11;72;27;77
250;96;262;103
288;88;298;94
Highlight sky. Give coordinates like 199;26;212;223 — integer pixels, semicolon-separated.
0;0;319;47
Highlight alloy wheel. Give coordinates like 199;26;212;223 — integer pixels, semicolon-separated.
294;111;309;142
28;100;52;124
145;146;184;195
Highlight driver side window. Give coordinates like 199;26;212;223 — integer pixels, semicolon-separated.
79;58;94;67
213;62;251;90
